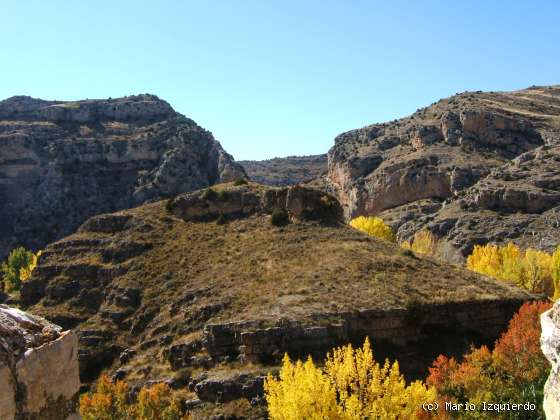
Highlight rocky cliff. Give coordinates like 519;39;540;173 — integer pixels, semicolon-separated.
0;305;80;420
542;301;560;419
239;154;327;186
0;94;246;259
328;86;560;260
21;182;534;418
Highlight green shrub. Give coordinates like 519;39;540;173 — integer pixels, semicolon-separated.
1;247;36;292
217;190;229;202
165;198;175;214
216;214;227;225
271;208;289;226
234;178;248;186
201;188;218;201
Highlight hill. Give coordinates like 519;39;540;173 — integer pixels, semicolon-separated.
0;94;245;260
328;85;560;260
239;154;327;186
21;182;533;418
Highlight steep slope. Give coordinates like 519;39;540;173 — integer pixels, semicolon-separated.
21;182;533;417
0;95;245;259
239;154;327;186
328;85;560;259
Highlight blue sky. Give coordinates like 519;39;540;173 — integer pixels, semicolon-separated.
2;1;559;160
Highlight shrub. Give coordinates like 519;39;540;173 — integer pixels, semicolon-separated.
264;339;435;419
401;230;439;257
466;242;555;295
1;247;41;292
217;190;229;202
200;188;217;201
271;208;289;226
349;216;396;242
426;301;552;419
165;198;175;214
216;214;227;225
233;177;248;186
80;375;189;420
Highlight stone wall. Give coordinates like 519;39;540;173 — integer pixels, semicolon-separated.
0;305;80;420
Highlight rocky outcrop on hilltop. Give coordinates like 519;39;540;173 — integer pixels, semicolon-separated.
239;154;327;186
0;94;246;259
328;86;560;259
0;305;80;420
541;301;560;419
21;182;534;417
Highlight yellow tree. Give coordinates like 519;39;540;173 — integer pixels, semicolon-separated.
349;216;396;243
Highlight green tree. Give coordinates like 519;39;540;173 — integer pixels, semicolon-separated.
1;247;36;292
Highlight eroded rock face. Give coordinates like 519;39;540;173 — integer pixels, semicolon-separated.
0;305;80;420
329;86;560;259
541;301;560;419
0;94;245;259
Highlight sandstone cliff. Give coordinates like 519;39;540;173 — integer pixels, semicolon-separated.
0;94;246;259
0;305;80;420
21;182;533;417
328;86;560;260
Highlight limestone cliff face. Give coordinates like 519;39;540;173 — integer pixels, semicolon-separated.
541;302;560;419
0;94;246;259
0;304;80;420
328;86;560;260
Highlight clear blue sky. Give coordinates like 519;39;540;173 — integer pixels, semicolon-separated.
2;1;559;160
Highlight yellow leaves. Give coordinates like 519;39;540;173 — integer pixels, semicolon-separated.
349;216;396;243
264;339;436;420
19;250;41;282
401;230;439;257
466;242;556;295
80;375;190;420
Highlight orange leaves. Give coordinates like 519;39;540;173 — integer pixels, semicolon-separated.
80;375;189;420
493;300;552;383
426;301;551;417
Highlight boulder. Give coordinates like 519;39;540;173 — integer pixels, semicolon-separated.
0;305;80;420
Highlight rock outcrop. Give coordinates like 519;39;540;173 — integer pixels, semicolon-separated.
542;301;560;419
328;86;560;260
0;94;246;259
0;304;80;420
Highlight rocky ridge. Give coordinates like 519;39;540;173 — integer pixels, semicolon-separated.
239;154;327;186
328;85;560;259
0;94;246;259
21;182;534;417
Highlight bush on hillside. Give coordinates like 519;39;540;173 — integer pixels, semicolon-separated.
264;338;435;419
201;188;218;201
426;301;552;419
271;208;289;226
1;247;41;292
234;177;248;186
349;216;396;242
401;229;439;257
80;375;190;420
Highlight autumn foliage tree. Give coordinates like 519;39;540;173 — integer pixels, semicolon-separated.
466;242;560;296
264;338;435;419
1;247;41;292
349;216;396;243
426;301;552;419
401;230;440;257
80;375;190;420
